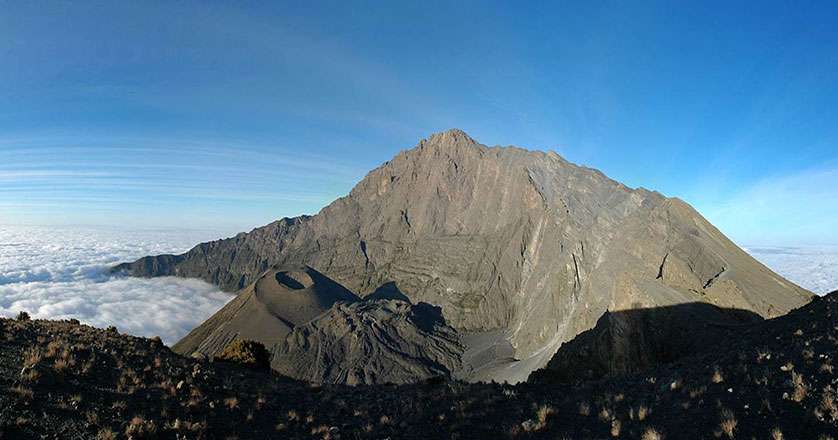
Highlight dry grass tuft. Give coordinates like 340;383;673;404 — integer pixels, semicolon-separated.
224;397;239;410
11;385;34;402
719;408;737;438
598;406;612;422
816;387;837;421
96;428;117;440
610;418;622;437
641;427;663;440
791;371;808;402
711;367;724;384
636;405;649;421
523;404;554;431
22;346;42;369
125;416;157;438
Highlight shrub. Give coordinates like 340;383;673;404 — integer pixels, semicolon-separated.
17;311;30;321
214;339;270;370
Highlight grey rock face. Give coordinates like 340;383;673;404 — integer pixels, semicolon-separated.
273;299;463;385
117;129;813;383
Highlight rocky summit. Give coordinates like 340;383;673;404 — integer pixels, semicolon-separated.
115;129;813;384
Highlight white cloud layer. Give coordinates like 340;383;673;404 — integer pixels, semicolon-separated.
0;225;235;344
746;245;838;295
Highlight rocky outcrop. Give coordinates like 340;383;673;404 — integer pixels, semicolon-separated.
273;299;463;385
117;129;813;383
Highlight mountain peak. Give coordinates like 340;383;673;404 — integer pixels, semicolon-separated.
422;128;477;147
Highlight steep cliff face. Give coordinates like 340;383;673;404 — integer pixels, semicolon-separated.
116;129;812;383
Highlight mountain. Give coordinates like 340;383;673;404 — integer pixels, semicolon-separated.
115;129;813;383
172;266;359;357
2;292;834;439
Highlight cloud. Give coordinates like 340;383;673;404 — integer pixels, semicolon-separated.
0;225;234;344
746;245;838;295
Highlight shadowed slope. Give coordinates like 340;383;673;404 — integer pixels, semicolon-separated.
529;302;763;383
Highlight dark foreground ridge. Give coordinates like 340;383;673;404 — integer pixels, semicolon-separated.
1;292;834;439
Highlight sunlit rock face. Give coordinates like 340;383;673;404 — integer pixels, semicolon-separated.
117;129;812;383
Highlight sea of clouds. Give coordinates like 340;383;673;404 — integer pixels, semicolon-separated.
1;225;836;347
0;225;235;345
745;245;838;295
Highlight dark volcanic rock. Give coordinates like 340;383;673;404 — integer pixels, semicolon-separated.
273;299;463;385
116;129;813;383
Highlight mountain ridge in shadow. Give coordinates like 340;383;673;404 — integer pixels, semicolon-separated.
530;301;763;383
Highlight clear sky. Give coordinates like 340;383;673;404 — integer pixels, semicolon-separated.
1;1;836;245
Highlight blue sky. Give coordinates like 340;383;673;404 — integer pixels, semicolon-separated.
1;1;836;245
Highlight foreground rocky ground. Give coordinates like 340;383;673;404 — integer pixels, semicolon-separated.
0;293;835;439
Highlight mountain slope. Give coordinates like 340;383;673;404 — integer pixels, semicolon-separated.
116;129;813;382
172;266;358;358
273;299;463;385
